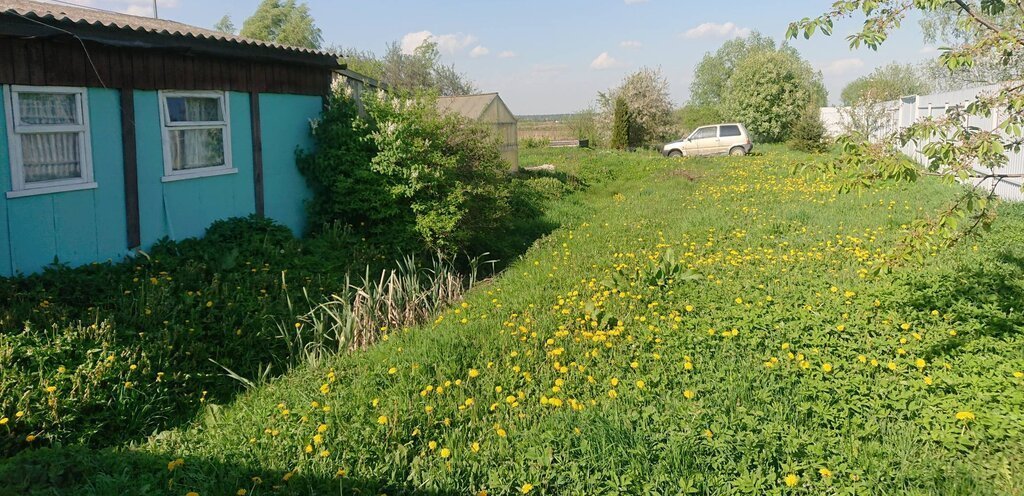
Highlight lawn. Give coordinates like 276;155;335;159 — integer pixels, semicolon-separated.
3;146;1024;495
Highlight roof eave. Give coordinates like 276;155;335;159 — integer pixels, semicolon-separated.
0;13;343;70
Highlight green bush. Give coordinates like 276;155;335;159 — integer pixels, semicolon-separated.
610;96;631;150
521;137;550;149
299;86;516;256
787;106;830;153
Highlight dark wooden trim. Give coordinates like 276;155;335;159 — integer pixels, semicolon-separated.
0;35;334;96
250;91;264;217
120;88;141;249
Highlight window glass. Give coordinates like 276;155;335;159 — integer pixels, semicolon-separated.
165;96;222;123
6;87;92;193
720;125;741;137
20;133;82;182
692;127;716;140
160;92;231;176
18;93;78;126
168;128;226;170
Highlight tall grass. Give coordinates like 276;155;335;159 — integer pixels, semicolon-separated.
279;254;493;367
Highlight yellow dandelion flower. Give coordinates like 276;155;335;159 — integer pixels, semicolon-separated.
520;483;534;494
955;411;975;422
784;473;799;487
819;468;832;478
439;448;451;458
377;415;388;425
683;389;696;400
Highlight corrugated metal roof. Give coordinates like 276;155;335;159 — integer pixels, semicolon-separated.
0;0;338;59
437;93;500;120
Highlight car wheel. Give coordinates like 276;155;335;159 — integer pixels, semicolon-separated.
668;150;683;158
729;146;747;156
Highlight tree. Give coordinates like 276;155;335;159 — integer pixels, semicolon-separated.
722;50;826;143
789;1;1024;265
841;63;931;105
240;0;322;49
597;67;674;148
919;4;1024;90
675;104;725;137
213;14;235;35
610;97;631;150
690;32;779;107
788;105;830;153
379;41;477;96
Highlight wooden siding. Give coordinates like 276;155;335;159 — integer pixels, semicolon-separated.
0;36;333;96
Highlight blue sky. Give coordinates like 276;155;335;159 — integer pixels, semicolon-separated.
56;0;937;114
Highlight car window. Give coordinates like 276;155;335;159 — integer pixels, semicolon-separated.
720;125;741;137
691;127;716;140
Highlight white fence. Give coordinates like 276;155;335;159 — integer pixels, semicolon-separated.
821;83;1024;201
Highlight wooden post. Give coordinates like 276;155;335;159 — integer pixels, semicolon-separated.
250;91;265;217
120;88;141;249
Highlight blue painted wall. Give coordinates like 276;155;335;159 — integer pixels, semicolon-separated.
135;90;256;246
260;93;320;235
0;87;128;276
1;87;320;277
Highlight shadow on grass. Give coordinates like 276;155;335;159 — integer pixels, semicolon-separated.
0;445;465;496
897;246;1024;360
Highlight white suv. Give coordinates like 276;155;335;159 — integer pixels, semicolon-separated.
662;123;753;157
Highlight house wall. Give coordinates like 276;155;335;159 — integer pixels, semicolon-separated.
0;87;129;275
0;87;322;277
260;93;320;235
135;90;256;246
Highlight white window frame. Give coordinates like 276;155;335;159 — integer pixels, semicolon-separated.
158;90;235;182
3;85;97;199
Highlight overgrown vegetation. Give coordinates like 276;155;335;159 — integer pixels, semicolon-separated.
298;83;524;258
7;146;1024;495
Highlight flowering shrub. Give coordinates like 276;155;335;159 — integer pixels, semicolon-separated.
298;84;516;257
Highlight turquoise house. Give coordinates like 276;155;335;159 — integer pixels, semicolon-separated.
0;1;340;276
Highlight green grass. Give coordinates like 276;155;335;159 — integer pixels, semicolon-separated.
3;145;1024;495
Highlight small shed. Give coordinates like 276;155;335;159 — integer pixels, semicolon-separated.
436;93;518;171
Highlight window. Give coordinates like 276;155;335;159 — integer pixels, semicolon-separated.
691;126;717;140
3;85;95;198
159;91;233;181
720;125;741;137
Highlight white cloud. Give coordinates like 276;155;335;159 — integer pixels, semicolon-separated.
400;30;478;55
624;0;649;4
498;50;517;59
920;45;940;55
620;40;643;49
682;22;751;40
590;52;623;70
401;31;434;55
821;57;865;76
470;45;490;58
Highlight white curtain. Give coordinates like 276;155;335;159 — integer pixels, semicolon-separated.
20;133;81;182
18;93;77;125
167;96;225;170
170;128;225;170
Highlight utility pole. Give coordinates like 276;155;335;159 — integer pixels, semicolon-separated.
153;0;158;19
